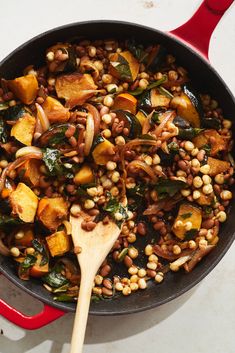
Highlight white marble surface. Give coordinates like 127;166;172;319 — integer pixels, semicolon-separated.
0;1;235;352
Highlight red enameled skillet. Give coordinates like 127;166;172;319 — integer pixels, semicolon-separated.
0;0;234;330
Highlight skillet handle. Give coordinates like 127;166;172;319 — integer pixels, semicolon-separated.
0;275;65;329
170;0;234;59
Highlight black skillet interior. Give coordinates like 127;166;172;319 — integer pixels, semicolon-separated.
0;21;235;315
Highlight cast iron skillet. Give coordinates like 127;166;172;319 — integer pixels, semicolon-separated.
0;0;235;327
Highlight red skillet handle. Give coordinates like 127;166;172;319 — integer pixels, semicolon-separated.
0;274;65;330
170;0;234;59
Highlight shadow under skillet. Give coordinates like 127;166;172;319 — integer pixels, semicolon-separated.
0;273;197;353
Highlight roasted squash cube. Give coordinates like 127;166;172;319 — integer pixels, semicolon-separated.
8;74;38;105
10;113;36;146
193;129;227;156
172;203;202;240
10;183;38;223
46;230;71;257
207;157;230;176
109;51;140;82
150;88;171;108
74;165;94;185
113;93;137;114
42;96;70;123
37;197;68;230
55;73;97;108
170;93;200;127
92;138;115;165
17;159;42;187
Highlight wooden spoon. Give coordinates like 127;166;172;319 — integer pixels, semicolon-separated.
69;212;121;353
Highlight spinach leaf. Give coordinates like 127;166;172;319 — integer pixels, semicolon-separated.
114;55;132;81
43;265;69;288
181;212;192;220
126;40;148;63
103;193;128;227
128;184;148;199
185;228;198;240
202;144;211;155
32;239;49;266
147;75;167;90
76;182;97;198
168;141;179;152
128;75;167;96
3;104;28;121
202;117;221;130
21;254;37;269
155;179;187;199
0;214;23;228
0;118;8;143
53;294;76;302
42;148;73;178
178;127;204;140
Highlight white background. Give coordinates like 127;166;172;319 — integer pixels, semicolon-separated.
0;1;235;352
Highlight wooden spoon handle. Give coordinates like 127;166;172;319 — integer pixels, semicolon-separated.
69;270;96;353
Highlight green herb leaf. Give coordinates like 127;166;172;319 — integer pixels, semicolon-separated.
181;212;192;220
178;127;204;140
168;141;179;152
21;254;37;269
43;265;69;288
53;294;76;302
203;206;213;215
0;118;8;143
42;148;73;178
103;193;128;227
158;86;174;98
202;144;211;155
113;55;132;81
147;75;167;90
32;239;48;266
0;214;23;228
52;284;70;293
128;75;167;96
185;228;198;240
3;104;28;121
117;248;128;262
126;40;148;63
155;179;187;199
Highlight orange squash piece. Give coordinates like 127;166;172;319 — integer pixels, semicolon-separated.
170;92;200;127
8;74;38;105
46;230;71;257
29;254;49;278
207;157;230;176
74;165;94;185
113;93;137;114
172;203;202;240
55;73;98;108
193;129;227;156
37;197;69;230
10;183;38;223
42;96;70;123
17;159;42;187
109;51;140;82
10;113;36;146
